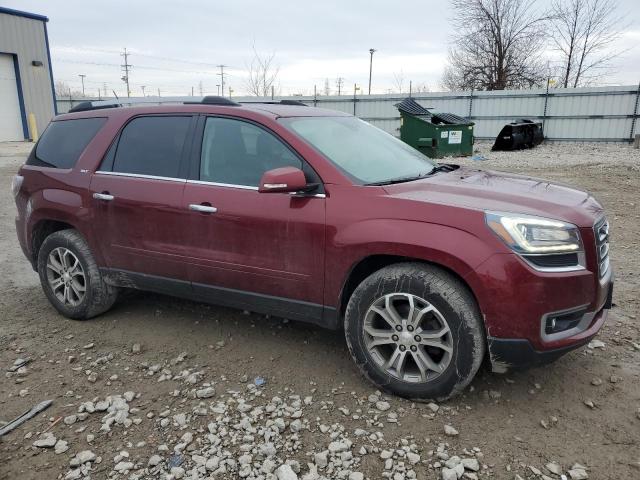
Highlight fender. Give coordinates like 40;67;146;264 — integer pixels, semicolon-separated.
25;189;105;266
326;218;497;309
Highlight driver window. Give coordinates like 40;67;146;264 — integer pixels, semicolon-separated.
200;117;301;187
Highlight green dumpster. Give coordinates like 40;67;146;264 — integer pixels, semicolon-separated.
395;97;474;158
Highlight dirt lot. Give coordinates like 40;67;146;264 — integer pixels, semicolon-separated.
1;141;639;480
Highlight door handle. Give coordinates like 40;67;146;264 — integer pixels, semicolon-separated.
93;192;114;201
189;203;218;214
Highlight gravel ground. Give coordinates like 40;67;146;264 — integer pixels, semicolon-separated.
1;141;639;480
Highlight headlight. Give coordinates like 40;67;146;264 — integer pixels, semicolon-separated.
485;212;582;254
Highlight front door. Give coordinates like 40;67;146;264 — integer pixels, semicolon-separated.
90;115;195;286
181;116;326;322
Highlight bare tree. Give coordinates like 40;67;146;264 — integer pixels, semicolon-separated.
443;0;548;91
54;80;83;98
392;70;405;93
551;0;626;87
245;45;280;97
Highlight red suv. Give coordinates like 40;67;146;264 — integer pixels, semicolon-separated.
13;97;612;399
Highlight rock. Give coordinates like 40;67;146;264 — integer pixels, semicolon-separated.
568;468;588;480
442;467;458;480
173;413;187;427
591;377;603;386
380;450;393;459
131;343;141;354
426;402;439;412
376;401;391;411
33;433;57;448
407;452;420;465
587;340;605;349
609;375;622;384
462;458;480;471
583;399;596;409
488;390;501;399
349;473;364;480
444;425;459;436
54;439;69;454
276;464;298;480
83;343;95;349
314;451;328;468
546;462;562;475
170;466;185;479
71;450;96;466
114;461;134;472
196;387;215;399
148;454;163;466
123;391;135;402
63;415;77;425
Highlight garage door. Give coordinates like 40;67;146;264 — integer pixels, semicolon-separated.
0;54;25;142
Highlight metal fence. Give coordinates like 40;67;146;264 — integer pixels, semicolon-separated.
57;84;640;142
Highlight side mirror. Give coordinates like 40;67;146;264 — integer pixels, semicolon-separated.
258;167;308;193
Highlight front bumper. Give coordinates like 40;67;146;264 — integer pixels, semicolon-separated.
487;301;610;371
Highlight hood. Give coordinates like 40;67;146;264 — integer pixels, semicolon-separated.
383;167;604;227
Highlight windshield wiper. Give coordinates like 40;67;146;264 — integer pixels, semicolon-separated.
364;171;433;186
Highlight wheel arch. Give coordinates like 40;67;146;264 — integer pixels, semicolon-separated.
338;254;484;325
30;218;77;268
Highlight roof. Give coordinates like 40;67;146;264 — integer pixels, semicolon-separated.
0;6;49;22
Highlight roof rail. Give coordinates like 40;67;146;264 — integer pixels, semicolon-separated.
68;101;121;113
64;96;242;113
239;100;309;106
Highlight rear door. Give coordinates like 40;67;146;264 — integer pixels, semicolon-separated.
89;115;196;285
181;115;327;321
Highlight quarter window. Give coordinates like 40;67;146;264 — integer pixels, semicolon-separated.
29;117;106;169
200;117;301;186
111;116;191;178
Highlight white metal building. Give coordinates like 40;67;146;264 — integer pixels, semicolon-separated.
0;6;56;142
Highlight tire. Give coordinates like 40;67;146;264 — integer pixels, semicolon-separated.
344;262;485;401
37;229;118;320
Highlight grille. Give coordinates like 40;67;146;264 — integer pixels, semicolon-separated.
594;217;610;277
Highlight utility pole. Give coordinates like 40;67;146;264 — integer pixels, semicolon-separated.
217;65;228;97
103;83;108;98
141;85;146;96
336;77;344;96
120;48;132;98
368;49;376;95
228;87;233;98
157;88;161;97
199;80;203;96
78;74;86;96
216;84;220;95
191;86;194;96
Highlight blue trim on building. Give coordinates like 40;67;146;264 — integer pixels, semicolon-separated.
43;22;57;115
0;6;48;22
8;53;29;140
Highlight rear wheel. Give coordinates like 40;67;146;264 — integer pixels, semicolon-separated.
37;229;118;320
344;262;485;400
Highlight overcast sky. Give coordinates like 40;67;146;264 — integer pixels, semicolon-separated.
5;0;640;97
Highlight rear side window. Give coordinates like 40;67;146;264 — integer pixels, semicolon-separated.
28;117;106;169
110;116;191;178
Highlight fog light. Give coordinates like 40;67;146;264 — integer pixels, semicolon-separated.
545;309;586;335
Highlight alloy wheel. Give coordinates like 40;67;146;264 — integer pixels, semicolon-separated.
363;293;453;383
46;247;86;307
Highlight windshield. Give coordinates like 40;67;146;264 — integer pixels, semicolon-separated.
280;116;437;184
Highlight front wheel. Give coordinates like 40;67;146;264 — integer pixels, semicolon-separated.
37;229;118;320
344;263;485;400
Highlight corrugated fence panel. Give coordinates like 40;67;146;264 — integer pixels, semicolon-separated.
55;84;640;141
